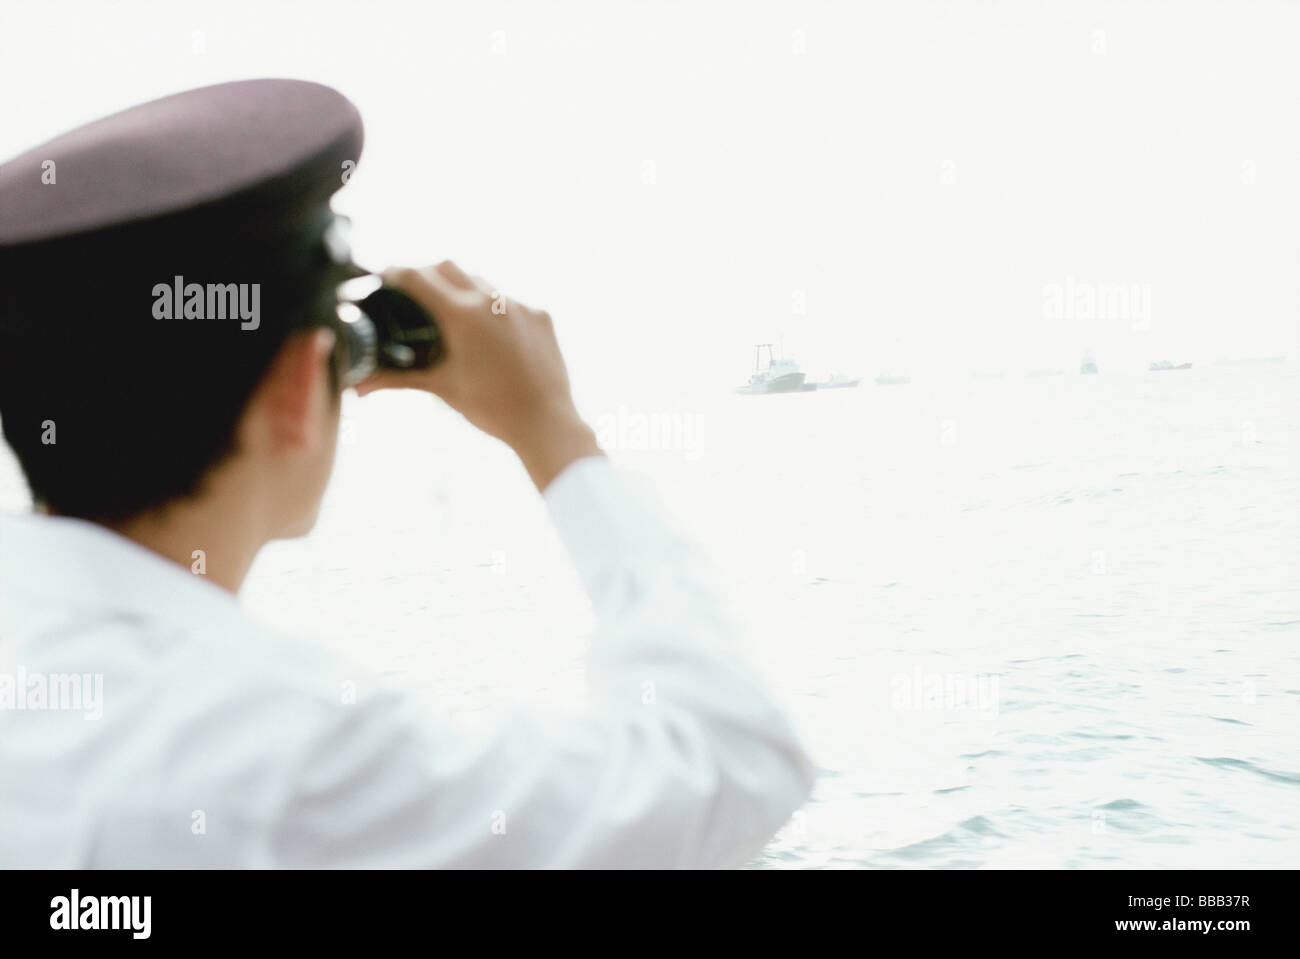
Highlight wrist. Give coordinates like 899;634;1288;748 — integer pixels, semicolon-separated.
509;408;602;492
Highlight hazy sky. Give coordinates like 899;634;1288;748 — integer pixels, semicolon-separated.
2;0;1296;393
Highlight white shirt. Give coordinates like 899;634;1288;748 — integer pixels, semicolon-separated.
0;456;813;867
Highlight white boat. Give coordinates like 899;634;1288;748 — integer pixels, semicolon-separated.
816;374;857;389
736;344;808;394
807;372;862;390
1080;354;1099;374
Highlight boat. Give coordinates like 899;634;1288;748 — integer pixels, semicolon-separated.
1149;360;1192;371
735;344;808;394
1080;354;1098;374
874;374;911;385
808;373;862;390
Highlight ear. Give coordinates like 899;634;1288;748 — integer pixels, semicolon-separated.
245;327;337;450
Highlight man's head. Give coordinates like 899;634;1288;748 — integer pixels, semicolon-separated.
0;308;342;536
0;78;365;536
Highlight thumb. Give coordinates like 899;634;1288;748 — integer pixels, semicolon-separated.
353;370;407;397
353;365;454;399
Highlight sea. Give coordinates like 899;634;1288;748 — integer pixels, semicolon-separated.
2;361;1296;868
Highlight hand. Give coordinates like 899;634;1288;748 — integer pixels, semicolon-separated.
354;261;602;491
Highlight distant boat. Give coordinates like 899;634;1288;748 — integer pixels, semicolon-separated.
1149;360;1192;371
735;343;808;394
1080;355;1099;374
874;374;911;386
808;373;862;390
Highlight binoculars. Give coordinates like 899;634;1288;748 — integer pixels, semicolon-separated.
321;215;444;388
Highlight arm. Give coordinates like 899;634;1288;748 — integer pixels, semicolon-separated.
279;262;813;866
275;454;812;868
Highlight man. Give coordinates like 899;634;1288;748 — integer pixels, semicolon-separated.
0;79;813;867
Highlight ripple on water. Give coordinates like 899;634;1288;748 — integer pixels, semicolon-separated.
1195;757;1300;785
1089;799;1166;834
1098;798;1145;811
882;815;1008;865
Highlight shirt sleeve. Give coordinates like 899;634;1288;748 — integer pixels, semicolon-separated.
272;456;815;868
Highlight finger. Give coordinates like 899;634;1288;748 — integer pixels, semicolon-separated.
429;259;476;290
469;274;495;296
381;265;466;325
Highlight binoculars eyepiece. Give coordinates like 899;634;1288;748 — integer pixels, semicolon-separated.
334;276;444;387
321;216;444;388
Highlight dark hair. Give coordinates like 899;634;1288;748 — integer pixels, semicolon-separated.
0;217;340;524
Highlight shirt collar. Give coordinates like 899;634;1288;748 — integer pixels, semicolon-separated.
0;509;245;628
